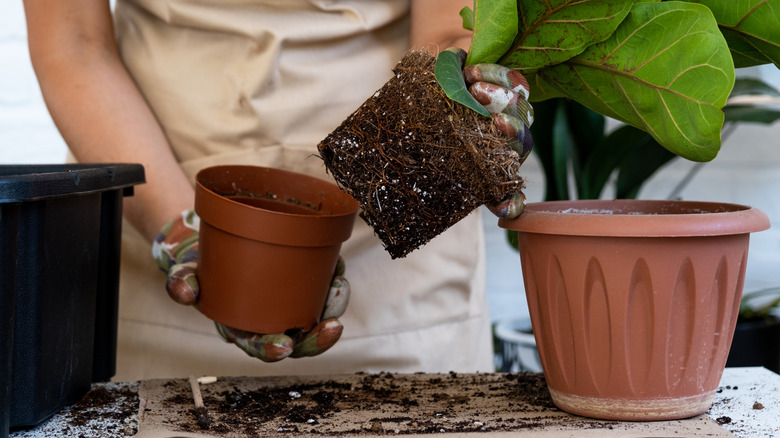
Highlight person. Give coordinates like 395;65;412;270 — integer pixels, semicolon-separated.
23;0;532;380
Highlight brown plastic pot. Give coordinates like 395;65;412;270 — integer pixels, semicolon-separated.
194;165;359;334
499;199;770;421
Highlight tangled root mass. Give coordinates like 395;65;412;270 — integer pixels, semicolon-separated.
318;51;524;258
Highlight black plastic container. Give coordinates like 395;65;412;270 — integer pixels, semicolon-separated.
0;164;144;437
726;316;780;374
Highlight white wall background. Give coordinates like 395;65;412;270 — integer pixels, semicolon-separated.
0;1;68;164
2;2;779;325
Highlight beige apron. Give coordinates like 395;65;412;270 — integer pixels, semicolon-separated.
112;0;493;380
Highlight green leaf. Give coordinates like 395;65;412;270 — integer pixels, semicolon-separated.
465;0;519;65
538;2;735;162
563;100;605;198
679;0;780;68
551;103;572;200
460;6;475;32
722;79;780;124
581;125;657;199
529;99;570;201
525;71;567;101
724;105;780;125
729;77;780;98
500;0;634;72
434;50;491;117
506;229;519;251
523;71;566;102
615;132;677;199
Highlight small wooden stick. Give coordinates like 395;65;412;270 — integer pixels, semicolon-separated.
189;375;211;430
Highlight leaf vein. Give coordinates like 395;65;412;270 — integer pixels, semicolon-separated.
604;8;695;64
614;76;660;140
568;58;724;108
515;0;601;54
657;89;708;152
568;65;624;121
735;0;769;29
633;30;716;73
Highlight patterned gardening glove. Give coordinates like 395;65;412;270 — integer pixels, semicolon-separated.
448;48;534;220
152;209;350;362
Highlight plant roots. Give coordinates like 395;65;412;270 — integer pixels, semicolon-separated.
318;51;525;258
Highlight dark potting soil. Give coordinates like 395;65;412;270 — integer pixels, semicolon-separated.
318;50;525;258
227;195;325;215
22;373;737;436
147;372;650;436
10;382;139;438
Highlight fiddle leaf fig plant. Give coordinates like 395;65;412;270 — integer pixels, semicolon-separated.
437;0;780;164
318;0;779;259
462;0;518;66
530;77;780;204
435;51;491;117
702;0;780;68
497;0;633;70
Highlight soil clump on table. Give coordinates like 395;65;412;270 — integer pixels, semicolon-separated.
318;51;525;258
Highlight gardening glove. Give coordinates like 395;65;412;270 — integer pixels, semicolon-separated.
152;208;350;362
447;47;534;220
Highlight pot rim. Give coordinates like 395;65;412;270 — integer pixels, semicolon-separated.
195;165;359;247
499;199;770;237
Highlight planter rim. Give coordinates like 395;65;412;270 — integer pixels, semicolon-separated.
195;165;359;247
499;199;770;237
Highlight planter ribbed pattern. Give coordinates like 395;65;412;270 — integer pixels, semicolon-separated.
499;200;770;420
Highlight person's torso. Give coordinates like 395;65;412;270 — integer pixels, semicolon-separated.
114;0;411;180
112;0;489;360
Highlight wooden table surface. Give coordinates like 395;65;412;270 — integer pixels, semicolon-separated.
9;367;779;438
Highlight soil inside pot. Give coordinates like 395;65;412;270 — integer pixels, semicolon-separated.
318;50;525;259
226;195;324;216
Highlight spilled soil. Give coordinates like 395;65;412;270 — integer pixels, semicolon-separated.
10;382;138;438
144;373;630;436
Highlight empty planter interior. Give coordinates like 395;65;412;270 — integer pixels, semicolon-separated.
194;165;359;335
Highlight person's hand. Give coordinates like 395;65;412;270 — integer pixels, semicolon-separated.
447;48;534;220
152;209;349;362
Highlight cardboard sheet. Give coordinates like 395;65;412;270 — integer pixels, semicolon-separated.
136;373;733;437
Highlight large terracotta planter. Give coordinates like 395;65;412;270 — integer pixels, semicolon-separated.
195;165;359;334
499;200;770;421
